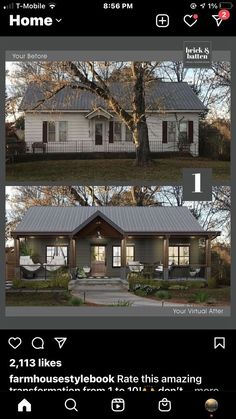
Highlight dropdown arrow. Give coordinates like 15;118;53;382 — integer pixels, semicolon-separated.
55;18;62;22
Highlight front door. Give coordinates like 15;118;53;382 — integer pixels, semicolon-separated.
91;245;106;277
95;122;104;145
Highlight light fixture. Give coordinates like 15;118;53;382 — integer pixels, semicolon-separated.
96;230;102;239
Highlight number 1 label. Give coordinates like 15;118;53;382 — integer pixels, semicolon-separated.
192;173;202;193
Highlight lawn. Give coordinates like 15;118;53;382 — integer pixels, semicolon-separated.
6;158;230;182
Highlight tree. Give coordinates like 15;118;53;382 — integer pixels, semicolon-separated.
6;186;163;241
62;61;154;166
157;61;231;116
157;186;231;240
10;61;165;166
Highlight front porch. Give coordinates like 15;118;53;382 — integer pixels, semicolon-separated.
13;211;214;283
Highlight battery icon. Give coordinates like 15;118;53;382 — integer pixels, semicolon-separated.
219;2;233;8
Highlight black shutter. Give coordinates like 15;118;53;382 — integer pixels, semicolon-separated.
188;121;194;143
162;121;168;143
42;121;48;143
109;121;114;143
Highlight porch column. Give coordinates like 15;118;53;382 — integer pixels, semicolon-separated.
121;236;127;280
163;235;169;280
69;238;76;269
205;236;211;281
14;237;20;278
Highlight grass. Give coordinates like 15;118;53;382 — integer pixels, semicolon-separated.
6;158;230;181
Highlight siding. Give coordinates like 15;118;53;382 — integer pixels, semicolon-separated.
24;111;200;156
147;113;199;156
25;112;90;147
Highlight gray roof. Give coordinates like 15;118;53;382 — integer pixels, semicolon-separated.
19;81;207;112
14;206;206;235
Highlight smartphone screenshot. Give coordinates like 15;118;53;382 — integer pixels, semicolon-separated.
1;0;235;417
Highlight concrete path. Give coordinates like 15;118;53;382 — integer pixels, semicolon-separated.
72;289;186;307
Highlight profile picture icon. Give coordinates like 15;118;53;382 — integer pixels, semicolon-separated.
205;399;218;413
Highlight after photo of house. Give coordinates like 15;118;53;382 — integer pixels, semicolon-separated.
5;60;230;182
5;186;230;309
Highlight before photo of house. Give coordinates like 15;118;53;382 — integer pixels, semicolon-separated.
19;81;205;156
5;60;230;182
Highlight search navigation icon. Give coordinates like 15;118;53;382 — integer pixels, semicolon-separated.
65;398;78;412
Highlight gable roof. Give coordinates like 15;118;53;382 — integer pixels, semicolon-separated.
13;206;208;236
19;81;207;112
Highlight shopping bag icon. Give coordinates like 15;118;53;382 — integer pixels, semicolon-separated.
158;398;172;412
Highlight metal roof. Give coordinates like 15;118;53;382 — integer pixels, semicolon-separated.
14;206;206;235
19;81;207;112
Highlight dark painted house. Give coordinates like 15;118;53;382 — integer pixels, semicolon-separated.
12;206;220;280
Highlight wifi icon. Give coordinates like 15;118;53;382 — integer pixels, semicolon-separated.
49;2;56;9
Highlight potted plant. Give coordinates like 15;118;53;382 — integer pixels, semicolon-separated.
76;267;86;279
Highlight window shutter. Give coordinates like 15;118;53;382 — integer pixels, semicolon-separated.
162;121;168;143
42;121;48;143
188;121;194;143
109;121;114;143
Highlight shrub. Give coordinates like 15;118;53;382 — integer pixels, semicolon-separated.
135;289;149;297
188;291;209;303
168;285;189;290
155;290;171;300
13;274;70;290
70;297;83;306
128;277;206;291
207;277;218;289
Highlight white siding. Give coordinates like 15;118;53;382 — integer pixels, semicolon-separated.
147;112;199;156
25;112;90;152
24;111;199;155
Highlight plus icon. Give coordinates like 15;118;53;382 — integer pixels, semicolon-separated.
156;14;169;28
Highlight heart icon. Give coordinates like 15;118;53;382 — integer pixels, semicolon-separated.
183;14;198;27
8;337;22;349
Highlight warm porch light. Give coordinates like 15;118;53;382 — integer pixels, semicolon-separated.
96;230;102;239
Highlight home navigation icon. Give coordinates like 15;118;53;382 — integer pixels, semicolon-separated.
18;399;32;412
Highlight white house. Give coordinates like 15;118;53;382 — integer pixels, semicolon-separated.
19;81;207;156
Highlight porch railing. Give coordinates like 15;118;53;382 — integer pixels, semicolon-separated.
24;140;198;156
127;263;207;281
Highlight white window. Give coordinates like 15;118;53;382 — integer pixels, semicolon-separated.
47;121;68;142
179;121;188;142
126;246;135;263
167;121;176;142
113;246;121;267
114;122;122;142
59;121;68;142
48;121;56;142
112;245;135;267
125;126;133;142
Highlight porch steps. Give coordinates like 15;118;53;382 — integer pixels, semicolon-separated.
5;281;13;290
69;278;128;292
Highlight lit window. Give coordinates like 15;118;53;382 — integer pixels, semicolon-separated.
169;246;189;265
